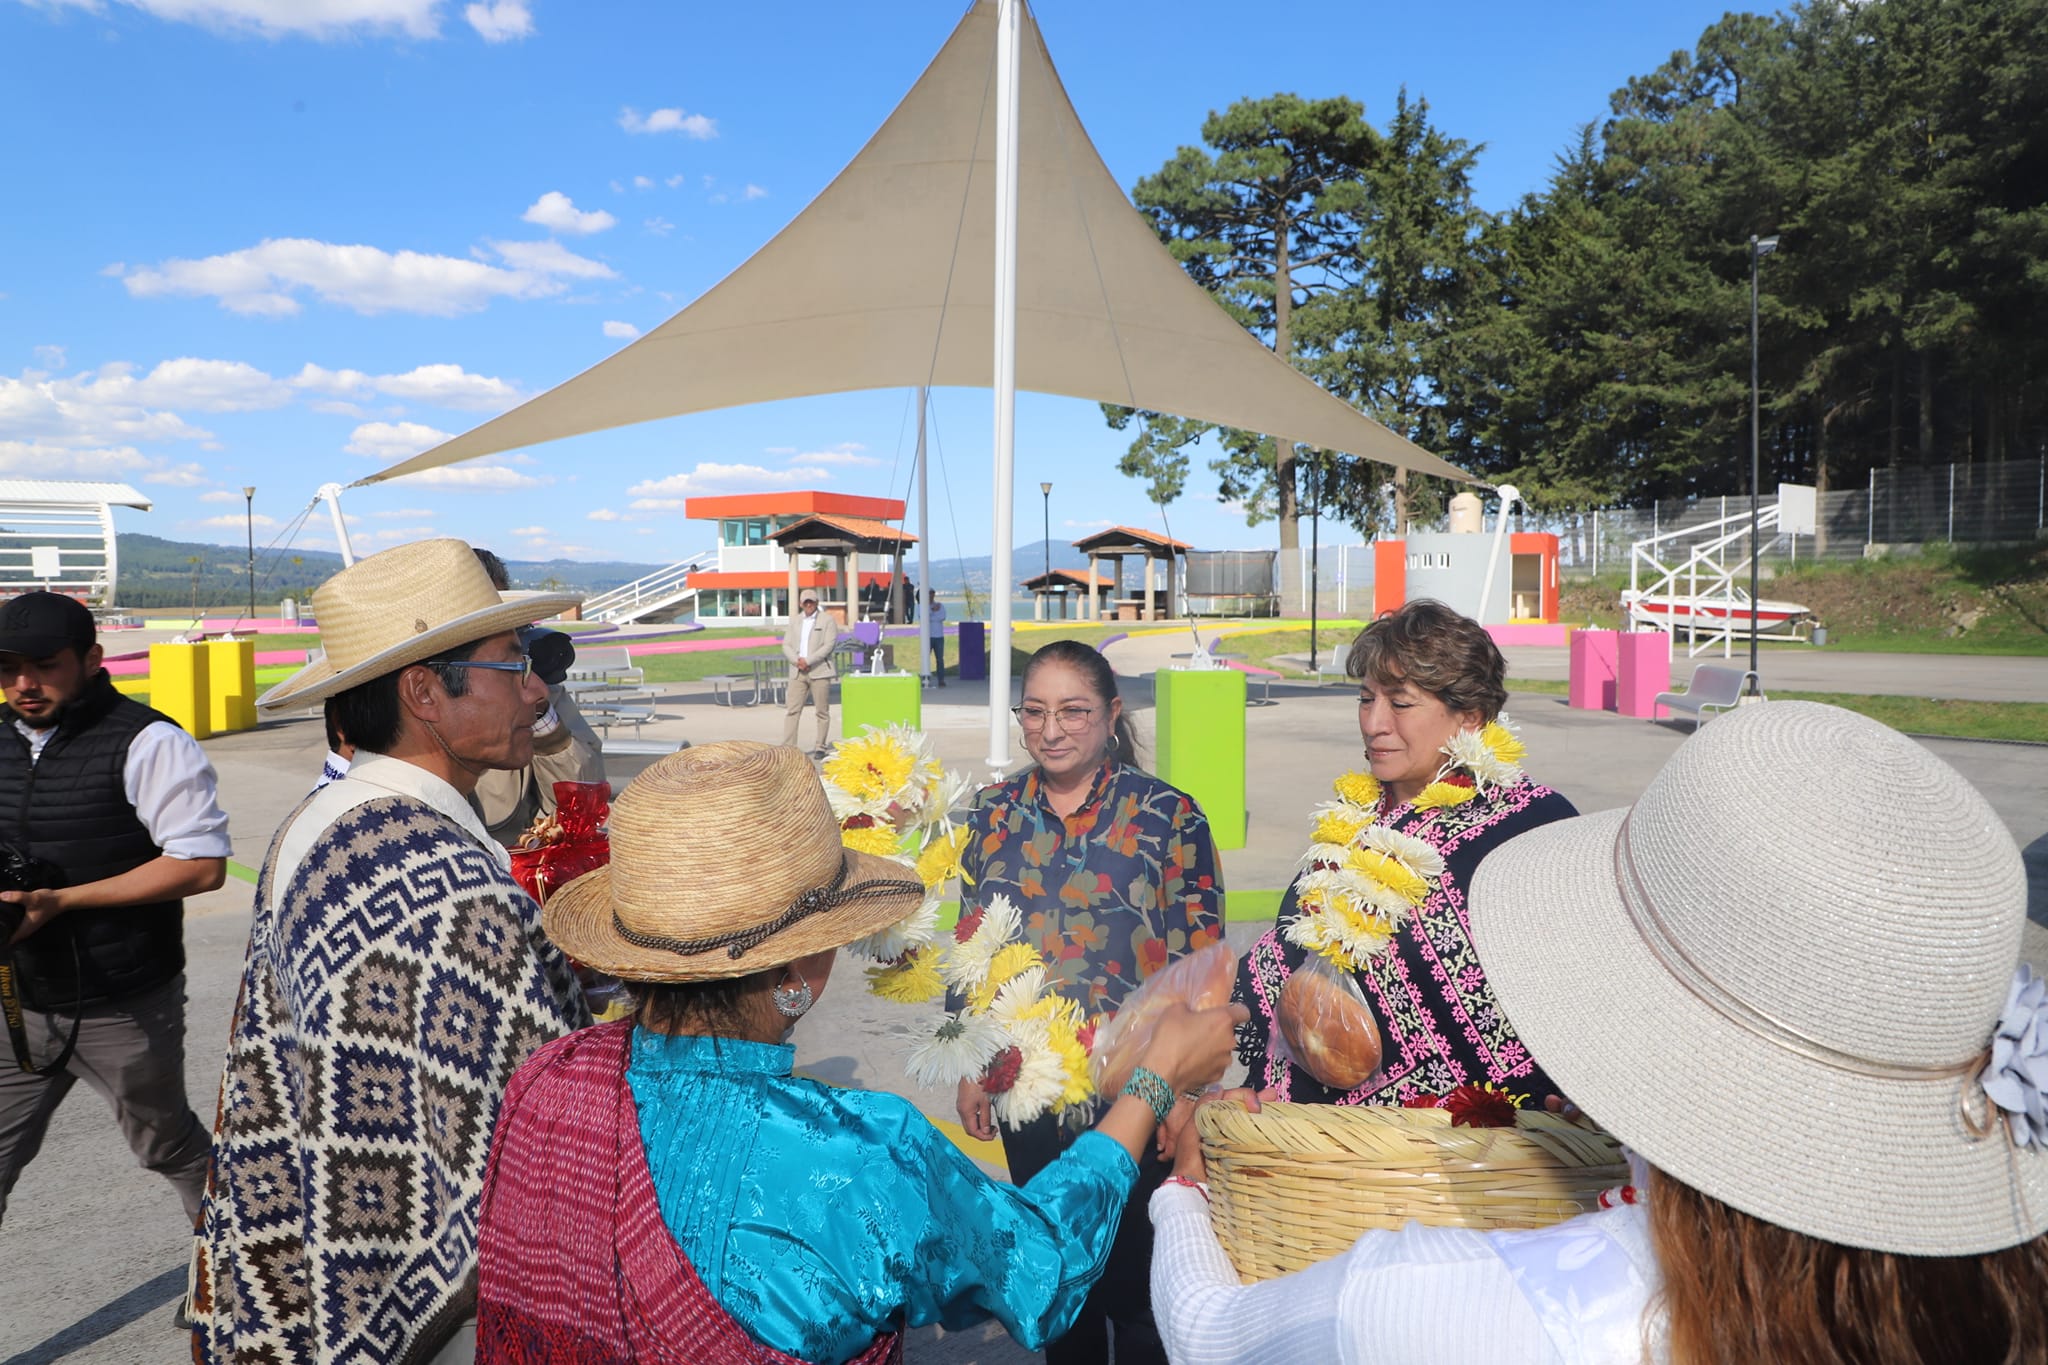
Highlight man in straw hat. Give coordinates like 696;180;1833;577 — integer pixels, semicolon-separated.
472;741;1246;1363
1148;701;2048;1363
189;539;593;1365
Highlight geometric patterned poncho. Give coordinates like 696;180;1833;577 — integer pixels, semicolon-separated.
190;759;589;1365
1234;776;1577;1109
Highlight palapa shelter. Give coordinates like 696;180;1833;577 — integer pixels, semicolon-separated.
1069;527;1191;621
768;514;919;625
1021;567;1113;621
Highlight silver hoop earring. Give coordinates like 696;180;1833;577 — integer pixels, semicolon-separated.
772;967;814;1018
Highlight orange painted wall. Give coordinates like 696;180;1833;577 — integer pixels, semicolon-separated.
682;491;905;520
1372;540;1406;618
1509;533;1561;620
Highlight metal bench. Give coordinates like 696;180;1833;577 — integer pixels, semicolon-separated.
565;645;644;690
706;674;743;706
1654;664;1760;727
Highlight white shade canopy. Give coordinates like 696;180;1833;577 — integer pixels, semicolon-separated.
359;1;1470;488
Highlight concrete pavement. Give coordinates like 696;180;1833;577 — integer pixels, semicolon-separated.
5;655;2045;1363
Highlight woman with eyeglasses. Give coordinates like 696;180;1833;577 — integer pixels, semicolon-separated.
954;638;1224;1365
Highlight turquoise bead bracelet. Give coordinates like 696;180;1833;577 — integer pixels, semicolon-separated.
1121;1066;1176;1125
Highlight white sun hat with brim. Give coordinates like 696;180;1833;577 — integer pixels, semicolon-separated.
1469;700;2048;1256
256;538;581;712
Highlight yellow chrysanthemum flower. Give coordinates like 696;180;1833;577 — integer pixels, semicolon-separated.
1045;1015;1094;1110
1311;809;1369;846
823;732;918;803
915;825;971;888
1346;848;1430;906
1413;780;1479;811
1481;721;1526;768
970;942;1044;1012
1332;771;1382;809
866;947;945;1004
839;823;903;859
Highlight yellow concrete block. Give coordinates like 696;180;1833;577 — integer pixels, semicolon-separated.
205;638;257;734
148;643;211;740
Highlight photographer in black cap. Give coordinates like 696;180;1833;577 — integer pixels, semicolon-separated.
0;591;229;1230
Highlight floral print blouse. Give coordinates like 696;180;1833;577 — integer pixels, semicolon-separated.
1235;776;1577;1107
960;761;1224;1023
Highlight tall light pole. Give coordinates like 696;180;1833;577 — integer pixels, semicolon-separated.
1040;481;1053;618
242;485;256;620
1748;234;1778;686
1307;456;1321;670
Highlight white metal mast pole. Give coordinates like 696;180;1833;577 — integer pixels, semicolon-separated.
916;386;932;686
316;483;358;566
985;0;1021;772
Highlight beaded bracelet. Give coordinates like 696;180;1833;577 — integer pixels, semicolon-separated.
1122;1066;1176;1126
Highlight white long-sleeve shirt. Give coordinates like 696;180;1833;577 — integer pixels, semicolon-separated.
16;718;232;860
1149;1184;1663;1365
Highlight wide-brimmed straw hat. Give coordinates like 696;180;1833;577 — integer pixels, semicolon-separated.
257;538;581;711
1470;700;2046;1255
546;741;926;982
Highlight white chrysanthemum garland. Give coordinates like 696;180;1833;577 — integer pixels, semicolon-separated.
1287;714;1526;973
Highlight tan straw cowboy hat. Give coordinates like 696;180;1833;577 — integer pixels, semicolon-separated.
257;538;581;712
1471;700;2047;1255
546;742;927;982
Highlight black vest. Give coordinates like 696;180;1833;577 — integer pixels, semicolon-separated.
0;670;187;1008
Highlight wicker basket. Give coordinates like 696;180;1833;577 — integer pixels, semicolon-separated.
1196;1100;1628;1282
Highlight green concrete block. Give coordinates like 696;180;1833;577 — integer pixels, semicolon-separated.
1154;667;1247;850
840;672;921;739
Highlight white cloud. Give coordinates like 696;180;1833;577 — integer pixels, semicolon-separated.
292;361;519;411
743;183;768;200
189;512;284;530
509;524;549;536
643;216;673;236
363;525;439;542
618;106;717;138
601;320;640;340
632;175;653;190
26;0;442;39
344;420;453;460
369;507;435;518
391;460;546;490
142;463;211;486
634;526;653;534
119;236;612;317
0;437;152;479
522;191;614;236
786;442;877;467
33;345;65;369
198;489;239;502
484;237;616;280
586;508;620;521
627;460;827;503
0;366;213;448
463;0;530;42
1064;518;1115;529
665;174;685;189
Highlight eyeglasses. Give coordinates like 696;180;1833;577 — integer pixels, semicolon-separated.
430;654;533;683
1011;704;1099;733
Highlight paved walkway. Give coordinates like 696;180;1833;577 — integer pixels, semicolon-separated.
6;663;2045;1363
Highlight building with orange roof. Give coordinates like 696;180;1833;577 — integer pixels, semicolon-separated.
683;490;916;624
1069;525;1192;621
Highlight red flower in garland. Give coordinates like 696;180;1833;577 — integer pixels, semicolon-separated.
1443;1082;1523;1129
953;906;986;944
1439;772;1475;791
843;813;878;830
1400;1093;1444;1110
982;1046;1023;1095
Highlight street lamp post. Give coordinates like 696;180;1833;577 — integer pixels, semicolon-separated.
1748;234;1778;687
1040;481;1052;620
1307;457;1321;671
242;485;256;620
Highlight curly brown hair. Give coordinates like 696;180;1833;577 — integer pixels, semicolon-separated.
1650;1169;2048;1365
1345;599;1508;721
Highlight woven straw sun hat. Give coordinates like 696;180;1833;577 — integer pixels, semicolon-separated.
545;741;927;982
1470;700;2045;1255
256;538;581;712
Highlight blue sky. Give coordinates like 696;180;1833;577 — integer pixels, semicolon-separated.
0;0;1748;572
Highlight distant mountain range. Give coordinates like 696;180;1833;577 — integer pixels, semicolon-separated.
112;534;669;611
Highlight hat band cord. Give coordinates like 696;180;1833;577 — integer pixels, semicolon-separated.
610;853;925;962
1613;815;1991;1091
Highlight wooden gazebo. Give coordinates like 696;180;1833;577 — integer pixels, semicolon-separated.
1069;526;1191;621
1021;567;1113;621
768;514;919;624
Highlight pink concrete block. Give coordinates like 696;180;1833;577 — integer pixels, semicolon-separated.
1568;629;1619;711
1616;631;1672;719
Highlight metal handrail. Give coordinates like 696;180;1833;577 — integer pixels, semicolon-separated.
1625;503;1787;659
583;554;711;622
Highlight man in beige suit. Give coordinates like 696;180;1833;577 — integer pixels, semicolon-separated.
782;593;841;755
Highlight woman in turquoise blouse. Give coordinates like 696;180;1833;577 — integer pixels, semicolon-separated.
475;741;1245;1365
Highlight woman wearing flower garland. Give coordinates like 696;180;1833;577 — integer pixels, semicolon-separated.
954;639;1224;1365
1235;600;1576;1108
472;743;1246;1365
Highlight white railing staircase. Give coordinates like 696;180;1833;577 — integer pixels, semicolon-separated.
583;555;711;625
1623;503;1801;658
